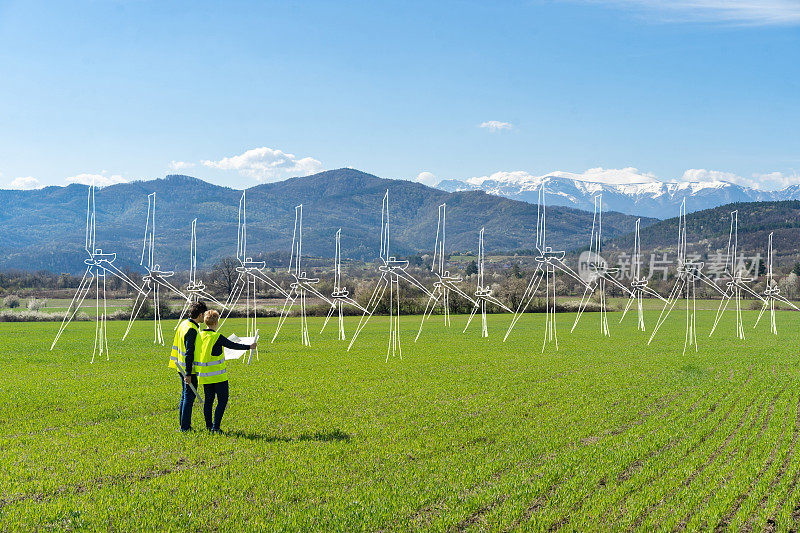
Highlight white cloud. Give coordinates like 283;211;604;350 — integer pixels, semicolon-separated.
6;176;42;190
681;168;800;190
681;168;740;183
458;166;800;191
65;173;128;187
751;171;800;189
556;167;659;185
479;121;513;132
416;171;438;186
465;167;659;187
201;146;323;182
169;160;195;171
584;0;800;25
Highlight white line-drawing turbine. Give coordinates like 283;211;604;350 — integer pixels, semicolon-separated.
174;218;228;325
219;191;289;361
709;210;766;340
123;193;189;345
571;195;633;337
415;203;479;341
321;228;368;340
51;184;146;362
648;198;726;354
619;218;667;331
754;232;799;334
272;204;336;346
503;184;590;351
463;227;512;337
347;190;434;360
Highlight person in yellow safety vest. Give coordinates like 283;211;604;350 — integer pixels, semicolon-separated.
171;301;207;432
196;309;257;433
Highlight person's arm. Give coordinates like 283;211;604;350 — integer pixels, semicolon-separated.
218;335;254;352
183;328;198;376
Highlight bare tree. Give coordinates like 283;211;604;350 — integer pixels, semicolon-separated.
207;257;239;301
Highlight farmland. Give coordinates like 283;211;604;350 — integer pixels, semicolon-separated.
2;309;800;530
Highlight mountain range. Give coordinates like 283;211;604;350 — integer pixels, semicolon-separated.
603;200;800;269
0;169;651;274
437;172;800;219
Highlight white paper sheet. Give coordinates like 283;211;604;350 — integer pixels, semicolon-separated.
224;329;259;360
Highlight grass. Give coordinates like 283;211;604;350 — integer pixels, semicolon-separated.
2;307;800;530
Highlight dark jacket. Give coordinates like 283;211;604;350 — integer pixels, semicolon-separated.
183;319;200;375
185;328;252;375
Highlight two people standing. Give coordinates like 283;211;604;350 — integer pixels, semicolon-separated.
171;302;257;433
170;301;206;432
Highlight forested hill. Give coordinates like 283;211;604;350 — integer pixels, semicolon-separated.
0;168;652;274
603;200;800;265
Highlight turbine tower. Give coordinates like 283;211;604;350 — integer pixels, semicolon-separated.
709;210;765;339
648;198;726;354
571;195;633;337
755;232;799;333
321;229;368;340
123;193;189;345
619;219;666;331
463;227;512;337
347;190;434;360
51;184;146;362
504;184;590;351
219;191;289;361
272;204;336;346
174;218;227;325
415;203;479;341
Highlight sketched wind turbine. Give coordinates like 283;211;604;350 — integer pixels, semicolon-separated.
51;183;147;362
571;195;633;337
504;184;590;351
415;203;479;341
619;218;666;331
272;204;336;346
321;229;368;340
708;210;765;339
219;191;289;361
347;190;434;360
123;193;189;345
754;232;799;334
174;218;227;326
648;198;726;353
463;227;512;337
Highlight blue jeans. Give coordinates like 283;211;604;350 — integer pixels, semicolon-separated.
203;380;229;431
179;374;198;431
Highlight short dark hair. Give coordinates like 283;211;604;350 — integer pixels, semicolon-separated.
189;301;208;319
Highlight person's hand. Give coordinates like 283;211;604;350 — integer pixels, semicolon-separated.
250;341;257;350
183;375;192;385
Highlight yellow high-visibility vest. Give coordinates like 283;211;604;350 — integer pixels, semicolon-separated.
169;319;199;373
196;330;228;385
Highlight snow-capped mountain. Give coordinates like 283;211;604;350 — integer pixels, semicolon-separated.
436;171;798;218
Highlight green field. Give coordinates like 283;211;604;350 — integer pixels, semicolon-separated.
3;308;800;530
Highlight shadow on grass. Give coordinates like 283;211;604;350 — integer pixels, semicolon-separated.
226;428;351;443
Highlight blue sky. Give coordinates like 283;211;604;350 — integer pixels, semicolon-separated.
0;0;798;190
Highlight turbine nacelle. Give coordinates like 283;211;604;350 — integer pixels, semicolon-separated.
765;285;780;296
437;270;463;283
380;257;409;271
677;261;703;279
186;280;208;292
535;247;565;263
238;257;266;271
86;249;116;263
